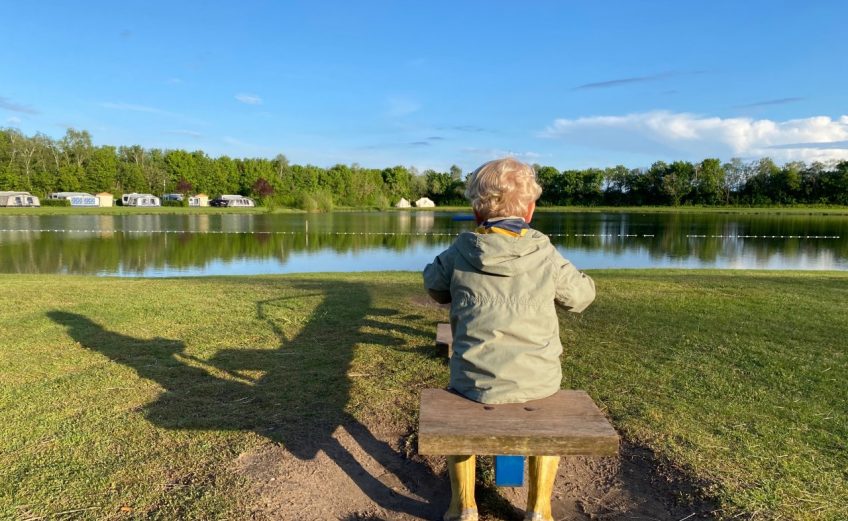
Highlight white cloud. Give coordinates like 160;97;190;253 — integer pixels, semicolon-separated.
235;93;263;105
5;116;22;126
541;111;848;163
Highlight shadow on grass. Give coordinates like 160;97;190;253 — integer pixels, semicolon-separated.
47;279;445;519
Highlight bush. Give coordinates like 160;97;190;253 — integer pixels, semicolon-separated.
162;200;183;207
296;191;334;212
41;199;71;207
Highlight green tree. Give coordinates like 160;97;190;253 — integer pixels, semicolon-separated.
86;146;118;193
694;158;725;205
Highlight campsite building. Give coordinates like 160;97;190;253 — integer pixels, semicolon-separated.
95;193;114;207
189;193;209;207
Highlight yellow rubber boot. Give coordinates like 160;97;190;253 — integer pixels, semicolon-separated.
444;455;478;521
525;455;560;521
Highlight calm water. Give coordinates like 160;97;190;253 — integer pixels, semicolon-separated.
0;211;846;276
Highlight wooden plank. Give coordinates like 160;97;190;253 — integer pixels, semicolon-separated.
436;322;452;358
418;389;619;456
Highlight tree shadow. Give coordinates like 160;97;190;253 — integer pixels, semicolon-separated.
46;279;446;519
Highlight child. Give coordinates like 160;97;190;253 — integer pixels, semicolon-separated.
423;158;596;521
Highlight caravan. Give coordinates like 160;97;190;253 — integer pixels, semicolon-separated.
210;195;255;207
0;191;40;207
123;193;161;207
48;192;99;207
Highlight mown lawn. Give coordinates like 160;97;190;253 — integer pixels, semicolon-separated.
1;271;845;520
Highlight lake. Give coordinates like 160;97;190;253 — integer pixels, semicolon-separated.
0;211;845;276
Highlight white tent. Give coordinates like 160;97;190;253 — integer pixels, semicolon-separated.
414;197;435;208
395;198;411;208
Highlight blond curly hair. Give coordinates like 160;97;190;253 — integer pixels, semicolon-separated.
464;158;542;220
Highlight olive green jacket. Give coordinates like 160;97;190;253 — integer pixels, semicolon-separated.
423;228;595;404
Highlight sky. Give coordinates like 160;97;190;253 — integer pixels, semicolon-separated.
2;0;847;172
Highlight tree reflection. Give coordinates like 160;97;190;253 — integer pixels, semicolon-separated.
0;211;845;274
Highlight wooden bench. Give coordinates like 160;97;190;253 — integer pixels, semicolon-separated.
425;324;618;485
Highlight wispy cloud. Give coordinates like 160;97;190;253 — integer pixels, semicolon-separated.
99;101;206;125
573;70;705;90
0;96;39;115
235;93;263;105
166;78;184;85
100;101;172;115
427;136;446;141
734;97;805;109
767;140;848;150
463;148;543;160
164;129;203;138
386;97;420;117
410;141;430;146
439;124;488;133
541;111;848;162
5;116;22;126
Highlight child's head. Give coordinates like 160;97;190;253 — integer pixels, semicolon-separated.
464;157;542;222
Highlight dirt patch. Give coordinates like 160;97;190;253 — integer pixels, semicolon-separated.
408;294;450;311
234;421;719;521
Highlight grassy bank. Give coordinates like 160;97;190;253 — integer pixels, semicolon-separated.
3;204;848;217
1;271;846;520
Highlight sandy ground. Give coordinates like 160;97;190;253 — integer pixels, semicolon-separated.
233;295;720;520
233;421;719;521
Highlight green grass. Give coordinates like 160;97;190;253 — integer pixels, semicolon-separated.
4;204;848;216
1;271;846;520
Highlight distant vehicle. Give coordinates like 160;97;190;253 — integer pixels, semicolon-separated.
48;192;98;207
210;195;255;207
0;191;40;207
162;193;184;202
123;193;161;207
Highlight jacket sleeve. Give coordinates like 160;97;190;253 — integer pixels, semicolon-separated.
552;251;596;313
423;244;456;294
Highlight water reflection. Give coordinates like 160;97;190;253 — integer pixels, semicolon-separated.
0;211;845;276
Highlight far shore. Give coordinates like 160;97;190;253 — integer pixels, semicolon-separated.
2;204;848;217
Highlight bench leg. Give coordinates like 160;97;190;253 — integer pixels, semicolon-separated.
525;455;560;521
445;455;478;521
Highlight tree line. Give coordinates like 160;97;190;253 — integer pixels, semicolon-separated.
2;127;847;207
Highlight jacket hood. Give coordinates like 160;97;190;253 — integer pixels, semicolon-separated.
454;229;552;276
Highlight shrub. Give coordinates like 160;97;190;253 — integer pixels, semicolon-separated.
41;199;71;207
296;191;334;212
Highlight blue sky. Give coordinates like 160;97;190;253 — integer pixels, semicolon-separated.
2;1;847;171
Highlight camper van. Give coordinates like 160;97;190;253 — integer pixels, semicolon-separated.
48;192;98;207
0;191;40;207
123;193;161;207
210;195;255;207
